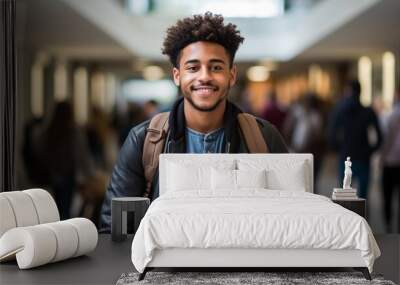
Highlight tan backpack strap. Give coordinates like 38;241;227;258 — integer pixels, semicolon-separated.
237;113;269;153
142;112;170;198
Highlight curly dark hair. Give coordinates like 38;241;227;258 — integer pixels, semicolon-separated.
162;12;244;67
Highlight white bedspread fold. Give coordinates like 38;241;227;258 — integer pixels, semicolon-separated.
131;190;380;273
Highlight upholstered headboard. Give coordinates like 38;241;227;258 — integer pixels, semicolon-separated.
159;154;314;195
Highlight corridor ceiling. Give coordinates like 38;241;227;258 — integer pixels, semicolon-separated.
23;0;400;62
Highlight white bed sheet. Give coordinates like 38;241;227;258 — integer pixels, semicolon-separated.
131;190;380;273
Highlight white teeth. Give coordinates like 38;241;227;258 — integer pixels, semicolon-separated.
196;88;213;94
194;86;215;90
195;88;214;91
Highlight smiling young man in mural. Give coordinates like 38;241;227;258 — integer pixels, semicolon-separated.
172;40;236;133
100;12;288;232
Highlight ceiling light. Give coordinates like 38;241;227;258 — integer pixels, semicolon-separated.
258;60;278;71
143;65;164;81
198;0;284;18
382;51;395;109
247;66;270;82
358;56;372;107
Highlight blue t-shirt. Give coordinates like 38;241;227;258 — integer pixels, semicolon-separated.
185;127;225;153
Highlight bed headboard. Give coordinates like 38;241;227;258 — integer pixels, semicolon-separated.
159;153;314;195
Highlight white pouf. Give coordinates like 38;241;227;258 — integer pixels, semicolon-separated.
0;225;57;269
0;191;39;227
0;196;17;237
0;189;60;239
42;221;79;262
66;218;98;257
0;219;98;269
23;189;60;224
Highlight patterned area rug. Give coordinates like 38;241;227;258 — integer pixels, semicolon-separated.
116;271;396;285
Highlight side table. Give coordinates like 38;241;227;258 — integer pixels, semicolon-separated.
332;198;366;218
111;197;150;242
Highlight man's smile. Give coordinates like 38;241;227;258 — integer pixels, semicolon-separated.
191;85;218;96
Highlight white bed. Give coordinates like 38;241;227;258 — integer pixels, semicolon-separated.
131;154;380;280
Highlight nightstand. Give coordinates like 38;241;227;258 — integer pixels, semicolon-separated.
111;197;150;242
332;198;366;218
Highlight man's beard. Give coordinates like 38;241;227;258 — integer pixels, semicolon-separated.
182;81;230;112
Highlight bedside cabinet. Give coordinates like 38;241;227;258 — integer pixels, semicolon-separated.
111;197;150;242
332;198;366;218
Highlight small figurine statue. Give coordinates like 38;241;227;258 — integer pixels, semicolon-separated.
343;157;352;189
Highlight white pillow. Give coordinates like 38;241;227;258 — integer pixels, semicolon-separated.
211;169;267;190
266;163;306;191
237;169;267;189
167;160;235;192
211;168;236;190
167;162;209;191
237;159;307;191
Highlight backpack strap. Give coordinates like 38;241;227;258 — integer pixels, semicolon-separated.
142;111;268;198
237;113;269;153
142;112;170;198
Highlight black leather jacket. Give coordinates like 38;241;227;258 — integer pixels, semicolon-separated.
100;98;288;231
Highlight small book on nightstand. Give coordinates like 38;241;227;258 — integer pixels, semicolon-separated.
332;188;358;200
331;193;366;218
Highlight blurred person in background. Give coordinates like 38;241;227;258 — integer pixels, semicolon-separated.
372;96;391;130
284;92;325;188
381;89;400;232
79;107;118;226
87;107;117;170
328;79;382;199
261;91;287;134
41;102;93;220
143;99;160;119
119;102;147;146
22;117;47;186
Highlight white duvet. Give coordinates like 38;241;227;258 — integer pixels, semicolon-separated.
131;190;380;273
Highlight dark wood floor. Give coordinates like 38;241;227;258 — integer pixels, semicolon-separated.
374;234;400;284
1;234;398;284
